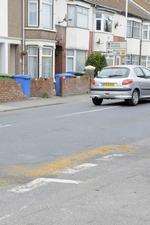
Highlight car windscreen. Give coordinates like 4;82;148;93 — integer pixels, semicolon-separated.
97;67;130;78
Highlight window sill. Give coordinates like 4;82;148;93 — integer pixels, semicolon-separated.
142;39;150;42
25;27;56;33
127;37;141;40
67;26;89;31
95;30;113;35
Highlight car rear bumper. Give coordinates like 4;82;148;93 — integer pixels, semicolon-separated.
90;88;132;99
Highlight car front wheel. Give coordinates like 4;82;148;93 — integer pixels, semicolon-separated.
92;97;103;106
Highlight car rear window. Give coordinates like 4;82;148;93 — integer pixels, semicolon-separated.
97;67;130;78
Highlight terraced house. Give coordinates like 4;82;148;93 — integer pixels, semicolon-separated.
1;0;150;78
55;0;150;73
0;0;56;77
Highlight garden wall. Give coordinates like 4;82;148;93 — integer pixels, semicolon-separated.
31;77;55;98
61;75;91;96
0;79;25;102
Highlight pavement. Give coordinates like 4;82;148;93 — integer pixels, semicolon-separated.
0;95;88;112
0;96;150;225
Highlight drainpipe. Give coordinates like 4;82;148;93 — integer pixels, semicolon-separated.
139;20;143;65
125;0;128;64
125;0;128;41
22;0;25;74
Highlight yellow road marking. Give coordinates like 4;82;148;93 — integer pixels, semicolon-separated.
9;144;133;177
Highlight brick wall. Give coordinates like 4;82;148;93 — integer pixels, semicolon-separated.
0;79;25;102
31;77;55;98
61;75;91;96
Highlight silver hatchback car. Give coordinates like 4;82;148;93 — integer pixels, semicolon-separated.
91;65;150;106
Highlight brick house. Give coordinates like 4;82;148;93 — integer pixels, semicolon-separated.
55;0;150;73
0;0;56;78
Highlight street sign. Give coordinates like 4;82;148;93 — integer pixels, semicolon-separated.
107;42;127;56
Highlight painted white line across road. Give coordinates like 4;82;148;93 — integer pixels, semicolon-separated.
62;163;97;174
9;178;82;193
57;106;118;118
97;153;124;161
0;206;28;222
0;124;12;129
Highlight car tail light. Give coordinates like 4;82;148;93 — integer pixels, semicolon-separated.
122;79;133;85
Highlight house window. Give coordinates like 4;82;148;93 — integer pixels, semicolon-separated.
41;0;53;29
132;55;139;65
95;9;112;33
67;50;86;72
96;10;102;31
103;15;112;32
142;24;150;40
67;5;76;27
28;46;39;77
143;25;148;40
127;20;141;38
126;54;139;65
67;5;89;29
76;6;88;29
28;0;38;26
127;20;132;38
67;50;74;71
76;50;86;72
133;22;141;38
42;47;53;77
141;56;150;68
141;56;147;67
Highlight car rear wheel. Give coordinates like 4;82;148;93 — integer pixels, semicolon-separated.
92;97;103;106
127;90;139;106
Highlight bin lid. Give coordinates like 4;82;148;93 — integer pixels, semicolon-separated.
13;74;31;79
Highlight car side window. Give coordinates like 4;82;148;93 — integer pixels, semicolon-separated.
134;67;145;77
141;68;150;78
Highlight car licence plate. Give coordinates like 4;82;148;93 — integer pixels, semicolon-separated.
103;83;115;88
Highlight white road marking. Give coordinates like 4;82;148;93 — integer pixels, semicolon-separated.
9;178;82;193
0;206;27;222
57;106;118;118
62;163;97;174
0;214;12;221
97;153;124;161
0;124;12;129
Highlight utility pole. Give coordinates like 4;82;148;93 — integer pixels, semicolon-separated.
125;0;129;41
124;0;129;64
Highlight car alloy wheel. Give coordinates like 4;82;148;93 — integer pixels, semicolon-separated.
129;90;139;106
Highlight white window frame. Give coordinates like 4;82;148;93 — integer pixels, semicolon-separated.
41;0;54;30
96;10;102;31
28;46;39;78
127;20;141;39
42;47;53;77
141;56;150;68
66;49;86;72
67;4;89;29
142;24;150;41
95;9;113;33
66;50;75;72
126;54;139;65
28;0;39;27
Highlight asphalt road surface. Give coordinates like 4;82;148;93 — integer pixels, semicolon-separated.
0;96;150;225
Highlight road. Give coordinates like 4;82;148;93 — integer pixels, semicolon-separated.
0;96;150;225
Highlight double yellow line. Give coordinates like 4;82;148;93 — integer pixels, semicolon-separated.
9;144;133;178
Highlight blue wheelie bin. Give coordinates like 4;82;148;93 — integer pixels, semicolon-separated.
13;74;31;97
55;73;75;96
